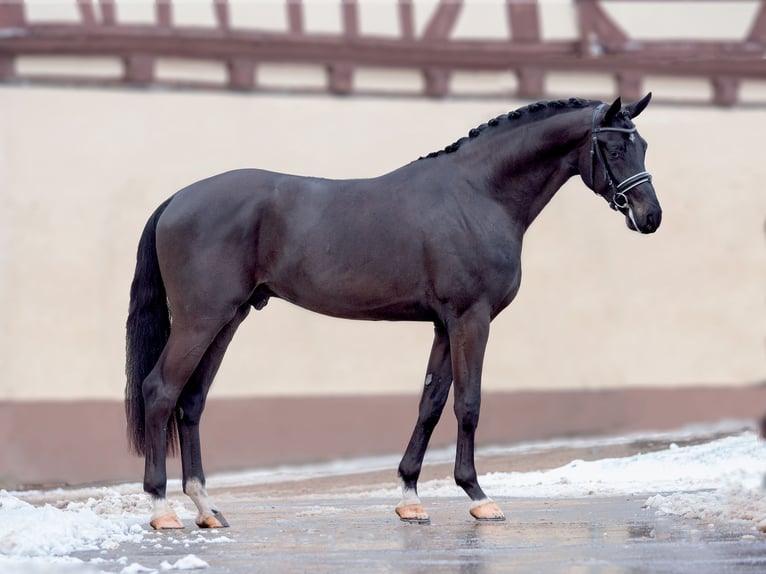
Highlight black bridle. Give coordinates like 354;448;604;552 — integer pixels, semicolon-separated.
589;103;652;215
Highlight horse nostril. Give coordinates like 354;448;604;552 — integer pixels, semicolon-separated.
646;211;661;232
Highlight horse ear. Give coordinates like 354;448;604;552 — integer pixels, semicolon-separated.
603;97;622;125
625;92;652;119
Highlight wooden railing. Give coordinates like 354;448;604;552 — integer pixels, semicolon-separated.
0;0;764;105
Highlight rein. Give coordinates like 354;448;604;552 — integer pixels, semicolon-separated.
589;104;652;219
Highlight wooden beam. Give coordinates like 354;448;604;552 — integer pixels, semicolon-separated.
214;0;230;32
516;67;544;98
328;63;353;95
712;76;740;107
616;71;643;101
507;0;540;42
77;0;96;26
227;57;256;90
0;3;24;28
0;54;14;80
423;67;449;97
123;54;154;84
287;0;303;35
342;0;359;38
156;0;172;28
575;0;629;55
399;0;415;40
99;0;116;26
422;0;462;40
746;0;766;43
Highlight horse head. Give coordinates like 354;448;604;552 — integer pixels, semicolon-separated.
581;93;662;234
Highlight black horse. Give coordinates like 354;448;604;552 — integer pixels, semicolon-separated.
126;94;661;529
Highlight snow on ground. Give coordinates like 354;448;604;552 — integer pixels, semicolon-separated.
1;422;765;572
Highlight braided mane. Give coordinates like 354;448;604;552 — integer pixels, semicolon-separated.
419;97;597;161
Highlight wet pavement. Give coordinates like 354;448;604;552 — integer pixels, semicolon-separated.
66;442;766;574
83;495;764;574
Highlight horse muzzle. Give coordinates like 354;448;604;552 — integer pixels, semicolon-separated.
624;201;662;234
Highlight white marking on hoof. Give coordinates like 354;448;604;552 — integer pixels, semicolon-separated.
396;486;430;523
469;498;505;521
185;478;229;529
150;498;184;530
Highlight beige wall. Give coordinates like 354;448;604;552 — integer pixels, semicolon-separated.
0;85;764;400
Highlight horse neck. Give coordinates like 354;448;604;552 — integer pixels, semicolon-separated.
457;108;593;231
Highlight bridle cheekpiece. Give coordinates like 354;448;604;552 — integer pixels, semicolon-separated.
589;103;652;213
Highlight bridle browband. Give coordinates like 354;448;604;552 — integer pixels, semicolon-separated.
589;103;652;215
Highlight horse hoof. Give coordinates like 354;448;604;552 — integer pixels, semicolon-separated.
150;513;185;530
396;503;430;524
196;509;229;529
470;501;505;522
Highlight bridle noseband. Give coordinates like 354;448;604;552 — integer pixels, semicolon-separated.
589;103;652;214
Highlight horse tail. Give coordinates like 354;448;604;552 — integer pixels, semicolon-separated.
125;196;175;457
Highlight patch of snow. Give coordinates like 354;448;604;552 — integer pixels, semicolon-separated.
160;554;209;570
0;490;145;558
347;431;765;501
209;419;754;489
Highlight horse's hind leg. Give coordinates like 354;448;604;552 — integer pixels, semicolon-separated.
396;324;452;523
177;305;250;528
143;320;229;530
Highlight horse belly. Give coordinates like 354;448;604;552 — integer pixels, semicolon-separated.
266;263;434;322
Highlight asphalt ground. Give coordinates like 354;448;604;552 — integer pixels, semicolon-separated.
58;436;766;574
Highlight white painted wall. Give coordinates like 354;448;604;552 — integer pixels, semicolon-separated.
0;85;763;400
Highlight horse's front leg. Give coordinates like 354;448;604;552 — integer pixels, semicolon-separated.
396;324;453;523
449;308;505;521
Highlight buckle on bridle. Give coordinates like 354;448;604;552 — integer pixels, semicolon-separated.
610;192;629;211
611;171;652;211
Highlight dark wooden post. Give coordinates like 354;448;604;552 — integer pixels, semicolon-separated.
99;0;116;25
214;0;230;31
328;1;359;95
156;0;172;28
287;0;304;35
228;58;256;90
712;76;740;107
399;0;415;40
420;0;462;97
0;2;24;80
746;1;766;43
124;55;155;85
77;0;97;26
575;0;629;55
508;1;544;98
617;71;643;101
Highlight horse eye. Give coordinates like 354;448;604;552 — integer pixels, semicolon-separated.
609;150;620;159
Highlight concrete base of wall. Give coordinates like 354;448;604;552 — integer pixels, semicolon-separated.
2;385;764;488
